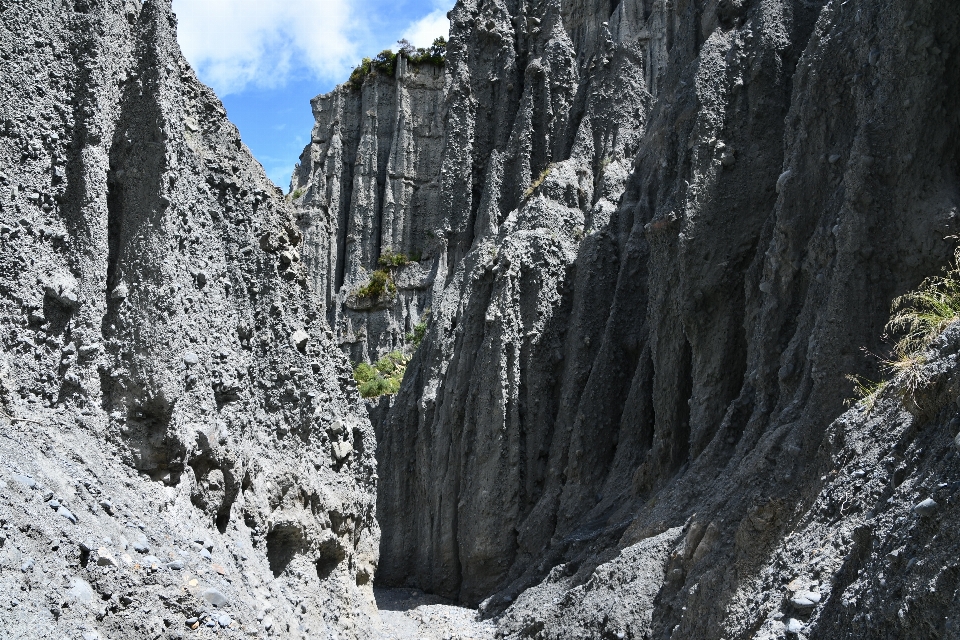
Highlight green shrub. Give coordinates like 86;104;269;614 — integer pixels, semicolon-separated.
353;351;409;398
290;188;304;199
345;38;447;91
355;269;396;299
405;309;431;347
378;249;410;268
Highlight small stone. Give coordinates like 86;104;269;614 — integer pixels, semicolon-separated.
132;533;149;553
96;548;118;567
218;614;232;627
82;632;100;640
21;558;35;572
786;618;803;634
183;351;199;366
12;474;37;489
790;590;821;608
110;283;128;300
143;556;161;568
185;617;199;627
119;595;133;606
291;329;309;352
68;578;95;604
828;153;841;163
913;498;938;517
262;616;274;630
166;560;185;570
47;499;61;509
57;506;77;524
199;548;212;561
99;498;114;514
202;588;228;607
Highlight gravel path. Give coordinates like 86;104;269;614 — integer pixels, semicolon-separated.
376;588;495;640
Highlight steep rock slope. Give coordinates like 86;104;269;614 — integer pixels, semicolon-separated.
291;60;447;363
0;1;378;638
309;0;960;637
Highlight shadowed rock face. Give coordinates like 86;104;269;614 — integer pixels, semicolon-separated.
0;0;378;636
299;0;960;636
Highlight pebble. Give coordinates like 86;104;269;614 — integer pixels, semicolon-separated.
185;617;199;627
82;632;100;640
110;283;128;299
183;351;199;366
96;548;118;567
21;558;35;572
12;474;37;489
68;578;95;604
47;499;61;509
913;498;938;517
202;588;228;607
199;548;212;561
57;506;77;523
786;618;803;634
132;533;150;553
218;614;232;627
789;590;821;608
143;556;162;568
99;498;114;514
166;560;185;570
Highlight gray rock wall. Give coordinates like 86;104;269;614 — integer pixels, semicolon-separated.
323;0;960;637
291;60;447;363
0;0;378;637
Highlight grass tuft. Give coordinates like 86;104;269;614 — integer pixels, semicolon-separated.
848;246;960;409
844;374;889;412
523;164;553;200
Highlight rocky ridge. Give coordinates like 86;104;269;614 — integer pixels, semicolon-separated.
297;0;960;638
0;1;379;638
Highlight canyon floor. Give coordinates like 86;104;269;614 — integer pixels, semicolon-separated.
376;588;494;640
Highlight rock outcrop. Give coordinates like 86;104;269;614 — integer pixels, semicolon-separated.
0;1;378;637
299;0;960;637
291;59;447;363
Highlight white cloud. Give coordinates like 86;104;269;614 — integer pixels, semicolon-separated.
401;9;450;48
172;0;453;95
172;0;357;95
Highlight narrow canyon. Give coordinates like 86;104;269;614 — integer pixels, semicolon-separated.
1;0;959;639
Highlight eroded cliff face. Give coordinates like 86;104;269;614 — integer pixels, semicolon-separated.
291;60;447;363
0;1;378;637
301;0;960;637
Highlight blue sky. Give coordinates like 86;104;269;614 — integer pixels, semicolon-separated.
172;0;451;188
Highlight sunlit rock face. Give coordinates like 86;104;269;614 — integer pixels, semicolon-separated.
298;0;960;637
0;1;379;637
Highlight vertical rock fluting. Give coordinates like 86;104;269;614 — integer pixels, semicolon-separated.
291;60;447;363
311;0;960;637
375;0;652;604
0;0;378;636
